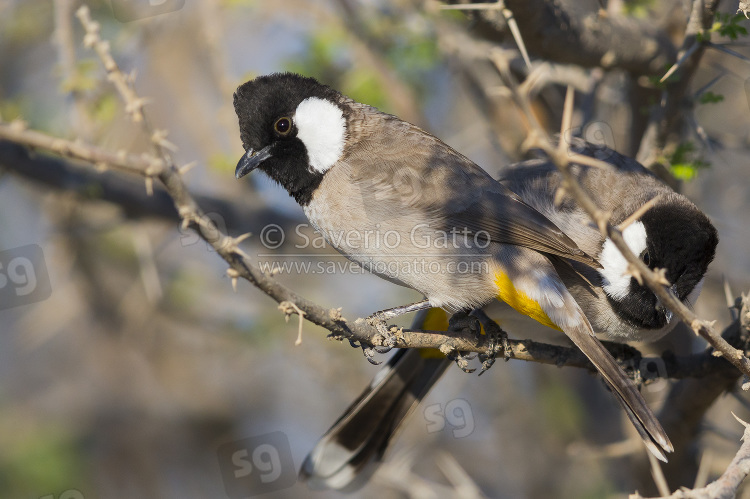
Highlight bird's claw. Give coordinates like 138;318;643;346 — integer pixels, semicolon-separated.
478;330;509;375
366;311;397;352
468;310;511;375
447;349;477;373
361;345;383;365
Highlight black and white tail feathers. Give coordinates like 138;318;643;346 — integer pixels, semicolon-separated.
299;309;450;491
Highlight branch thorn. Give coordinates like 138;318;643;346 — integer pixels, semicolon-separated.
278;300;306;345
226;267;240;292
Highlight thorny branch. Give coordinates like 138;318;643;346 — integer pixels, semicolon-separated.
0;120;166;176
2;111;746;379
444;0;676;75
0;4;747;384
0;140;299;233
632;416;750;499
76;7;145;124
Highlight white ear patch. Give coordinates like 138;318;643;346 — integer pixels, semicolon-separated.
599;221;647;300
294;97;346;174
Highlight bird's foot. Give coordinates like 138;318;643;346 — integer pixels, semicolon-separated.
446;349;477;373
448;309;481;336
471;311;511;375
445;310;481;373
366;311;398;352
361;345;384;365
477;330;508;375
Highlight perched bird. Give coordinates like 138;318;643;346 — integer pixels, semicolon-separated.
499;144;717;344
232;72;706;477
298;143;718;490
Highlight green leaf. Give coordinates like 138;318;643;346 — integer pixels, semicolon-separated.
698;91;724;104
670;164;699;180
623;0;656;17
711;12;749;40
664;141;711;180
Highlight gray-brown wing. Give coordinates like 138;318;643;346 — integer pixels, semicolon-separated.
346;115;599;267
497;140;671;226
441;185;600;267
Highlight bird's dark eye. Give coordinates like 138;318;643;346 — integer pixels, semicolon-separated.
641;251;651;266
274;117;292;136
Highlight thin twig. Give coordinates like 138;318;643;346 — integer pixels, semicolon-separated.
0;121;165;176
632;416;750;498
648;452;672;497
636;0;719;166
660;42;700;83
618;195;664;232
725;277;739;322
75;7;145;123
502;5;532;70
54;0;94;139
693;450;713;489
707;42;750;64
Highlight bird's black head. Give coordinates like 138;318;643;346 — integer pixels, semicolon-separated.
600;194;718;330
233;73;347;205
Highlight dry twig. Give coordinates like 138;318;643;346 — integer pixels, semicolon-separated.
631;416;750;499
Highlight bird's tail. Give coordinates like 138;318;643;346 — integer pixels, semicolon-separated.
299;308;451;491
555;296;674;460
493;250;673;461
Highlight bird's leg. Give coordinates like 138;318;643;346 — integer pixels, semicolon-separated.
369;299;433;322
472;309;511;375
446;310;482;373
366;299;433;349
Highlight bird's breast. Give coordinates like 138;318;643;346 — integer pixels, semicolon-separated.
303;185;499;311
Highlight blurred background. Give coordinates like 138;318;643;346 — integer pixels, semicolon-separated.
0;0;749;497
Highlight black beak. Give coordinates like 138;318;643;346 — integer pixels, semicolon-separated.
235;146;272;179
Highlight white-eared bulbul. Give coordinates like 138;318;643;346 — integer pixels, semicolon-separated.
232;73;715;475
297;142;718;490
